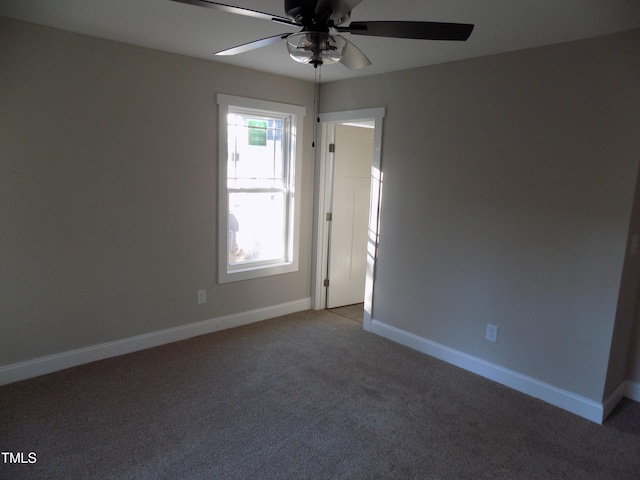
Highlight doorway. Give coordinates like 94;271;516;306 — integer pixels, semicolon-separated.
313;108;385;328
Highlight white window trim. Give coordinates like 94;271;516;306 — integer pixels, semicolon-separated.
217;94;305;284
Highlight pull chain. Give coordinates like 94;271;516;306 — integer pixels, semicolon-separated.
312;65;322;148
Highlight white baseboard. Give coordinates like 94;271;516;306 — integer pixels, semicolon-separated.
602;382;627;420
625;380;640;402
367;319;613;424
0;298;311;386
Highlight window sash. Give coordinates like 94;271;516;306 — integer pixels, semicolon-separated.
226;112;289;186
227;189;289;269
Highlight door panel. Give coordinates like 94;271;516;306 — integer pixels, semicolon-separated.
327;124;374;308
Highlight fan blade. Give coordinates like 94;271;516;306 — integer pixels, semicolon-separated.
314;0;364;25
216;33;291;56
338;21;474;41
340;37;371;69
171;0;297;27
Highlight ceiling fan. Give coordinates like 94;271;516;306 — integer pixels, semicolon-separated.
171;0;474;69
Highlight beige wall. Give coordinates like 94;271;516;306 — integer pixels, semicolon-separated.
320;29;640;401
0;18;315;365
620;167;640;386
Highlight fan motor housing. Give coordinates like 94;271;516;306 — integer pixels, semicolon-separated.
285;0;351;27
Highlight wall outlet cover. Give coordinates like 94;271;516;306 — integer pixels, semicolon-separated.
486;323;498;342
197;289;207;304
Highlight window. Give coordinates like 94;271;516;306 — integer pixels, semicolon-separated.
217;94;305;283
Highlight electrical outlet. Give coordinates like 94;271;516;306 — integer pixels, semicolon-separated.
197;289;207;305
485;323;498;342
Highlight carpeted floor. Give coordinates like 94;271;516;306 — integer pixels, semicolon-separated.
329;303;365;323
1;309;639;479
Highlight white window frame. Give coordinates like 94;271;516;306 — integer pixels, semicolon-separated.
217;94;305;283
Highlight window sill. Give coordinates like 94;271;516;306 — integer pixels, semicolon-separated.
219;261;298;284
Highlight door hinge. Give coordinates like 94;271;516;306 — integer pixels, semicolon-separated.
323;279;330;287
329;143;335;153
326;212;332;221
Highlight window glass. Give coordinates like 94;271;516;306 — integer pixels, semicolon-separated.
228;191;286;265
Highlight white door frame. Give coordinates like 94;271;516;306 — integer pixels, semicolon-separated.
312;107;385;330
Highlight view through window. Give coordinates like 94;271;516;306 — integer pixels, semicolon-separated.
227;114;287;265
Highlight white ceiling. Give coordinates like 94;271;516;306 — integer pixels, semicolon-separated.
2;0;640;83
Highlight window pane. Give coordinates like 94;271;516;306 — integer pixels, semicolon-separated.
228;191;286;266
227;113;284;188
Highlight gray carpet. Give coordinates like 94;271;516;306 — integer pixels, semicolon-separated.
1;309;639;479
330;303;365;323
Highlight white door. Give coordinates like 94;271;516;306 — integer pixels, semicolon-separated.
327;123;374;308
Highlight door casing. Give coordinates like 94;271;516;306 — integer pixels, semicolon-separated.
312;107;385;330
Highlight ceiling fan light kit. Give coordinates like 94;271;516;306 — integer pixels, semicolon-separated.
286;32;346;67
171;0;474;70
